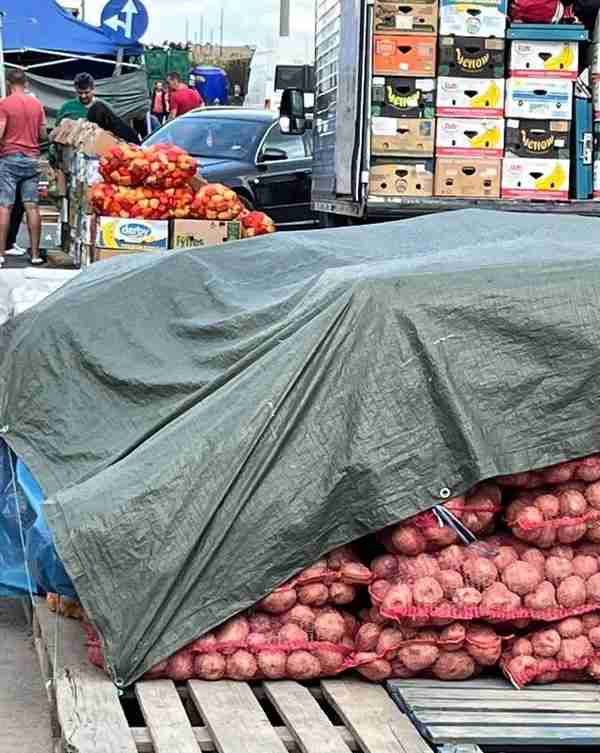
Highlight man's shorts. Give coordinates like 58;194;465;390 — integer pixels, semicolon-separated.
0;154;40;207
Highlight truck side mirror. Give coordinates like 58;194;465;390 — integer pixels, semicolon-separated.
279;88;306;135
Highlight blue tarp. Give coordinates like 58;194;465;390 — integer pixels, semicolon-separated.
2;0;142;56
0;438;74;598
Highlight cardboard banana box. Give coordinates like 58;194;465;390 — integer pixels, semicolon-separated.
505;78;573;120
509;41;579;80
437;76;505;117
502;157;570;200
438;36;505;78
434;157;502;197
369;160;434;196
97;218;170;251
372;76;436;118
436;117;504;157
374;34;437;76
504;118;571;160
374;0;438;34
438;0;507;38
371;117;435;157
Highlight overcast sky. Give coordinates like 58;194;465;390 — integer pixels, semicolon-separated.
83;0;314;50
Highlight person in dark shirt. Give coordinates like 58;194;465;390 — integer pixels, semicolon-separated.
74;72;139;143
130;108;161;143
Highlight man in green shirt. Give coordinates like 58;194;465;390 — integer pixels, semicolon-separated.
55;97;87;125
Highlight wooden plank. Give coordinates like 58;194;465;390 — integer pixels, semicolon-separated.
322;679;430;753
264;681;351;753
130;725;359;752
419;711;600;726
425;725;600;745
135;680;199;753
188;680;288;753
35;596;137;753
400;688;600;702
399;698;600;713
389;678;599;692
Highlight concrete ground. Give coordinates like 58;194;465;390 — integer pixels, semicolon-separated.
0;599;53;753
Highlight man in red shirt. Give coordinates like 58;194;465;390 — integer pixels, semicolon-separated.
167;72;203;120
0;69;46;266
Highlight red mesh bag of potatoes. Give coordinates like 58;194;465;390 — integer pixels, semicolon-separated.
501;613;600;688
241;211;276;238
496;455;600;491
190;183;246;220
143;144;198;190
85;606;358;681
255;545;372;611
370;537;600;624
353;620;504;681
99;144;151;187
506;481;600;547
88;182;117;214
379;483;502;556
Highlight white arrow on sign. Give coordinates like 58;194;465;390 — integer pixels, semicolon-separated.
104;0;139;38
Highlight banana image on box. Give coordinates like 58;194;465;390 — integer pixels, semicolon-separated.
509;41;578;80
436;117;505;157
502;157;570;200
437;77;505;117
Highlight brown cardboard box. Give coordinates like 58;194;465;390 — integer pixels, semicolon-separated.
371;118;435;157
93;247;152;263
434;157;501;198
171;220;242;249
374;0;438;35
373;34;437;76
369;160;434;197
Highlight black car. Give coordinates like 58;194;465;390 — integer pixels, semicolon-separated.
144;108;314;229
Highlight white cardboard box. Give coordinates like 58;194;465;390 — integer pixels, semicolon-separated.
502;156;570;200
439;0;506;37
505;78;573;120
593;75;600;120
509;41;578;80
436;117;505;157
437;76;505;117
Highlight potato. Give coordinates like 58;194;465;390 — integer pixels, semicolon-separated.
588;627;600;648
194;653;226;680
412;577;444;607
329;583;356;605
432;650;476;680
371;554;399;580
524;581;558;610
436;569;465;597
278;623;309;643
397;644;439;672
370;579;391;603
534;658;560;684
390;525;427;556
437;545;465;571
535;494;560;520
340;562;372;584
585;526;600;543
515;506;545;534
257;650;287;679
355;653;392;681
586;657;600;679
440;622;467;648
381;583;413;613
531;628;561;657
545;556;574;585
225;650;257;680
502;561;543;596
248;613;275;633
422;523;459;548
376;627;404;658
286;650;322;680
522;548;547;571
493;546;519;573
343;612;359;638
463;557;498;589
511;637;533;656
314;611;346;643
557;636;593;664
556;575;587;608
390;657;418;678
216;616;250;647
559;490;587;517
283;605;315;631
466;639;501;667
258;590;297;614
557;617;583;638
368;606;388;625
572;555;598;580
585;482;600;510
314;647;345;674
298;584;329;606
548;545;575;560
586;573;600;602
327;547;353;570
577;456;600;482
583;613;600;630
505;654;538;686
167;652;194;681
558;523;587;545
481;582;521;612
452;587;482;607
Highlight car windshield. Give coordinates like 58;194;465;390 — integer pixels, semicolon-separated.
145;116;267;160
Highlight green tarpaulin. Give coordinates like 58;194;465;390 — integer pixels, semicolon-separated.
2;209;600;685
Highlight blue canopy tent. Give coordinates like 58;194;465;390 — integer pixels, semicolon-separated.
1;0;143;56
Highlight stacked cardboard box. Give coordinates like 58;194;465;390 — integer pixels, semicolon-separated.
370;0;438;197
434;0;507;198
592;41;600;198
502;37;577;200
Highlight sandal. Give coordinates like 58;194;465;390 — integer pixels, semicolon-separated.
30;257;44;266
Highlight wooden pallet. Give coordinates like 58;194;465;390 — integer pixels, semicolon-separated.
388;677;600;751
33;597;429;753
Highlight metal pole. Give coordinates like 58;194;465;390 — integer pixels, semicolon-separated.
200;15;204;45
80;0;86;22
185;18;190;43
0;14;6;99
280;0;290;37
219;7;224;57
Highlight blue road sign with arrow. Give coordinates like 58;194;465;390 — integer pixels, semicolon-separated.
100;0;148;43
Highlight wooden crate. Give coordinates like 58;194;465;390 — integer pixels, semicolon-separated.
388;677;600;751
33;598;429;753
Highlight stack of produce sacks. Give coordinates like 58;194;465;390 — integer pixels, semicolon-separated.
90;143;276;237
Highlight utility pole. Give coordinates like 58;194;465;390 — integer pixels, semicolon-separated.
280;0;290;37
219;6;224;58
200;16;204;45
185;18;190;43
80;0;86;22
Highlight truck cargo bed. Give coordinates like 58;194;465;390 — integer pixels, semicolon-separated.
367;197;600;217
